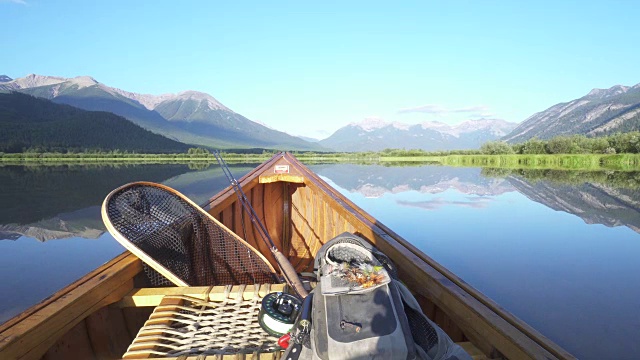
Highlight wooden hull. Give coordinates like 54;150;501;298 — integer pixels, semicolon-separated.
0;152;576;360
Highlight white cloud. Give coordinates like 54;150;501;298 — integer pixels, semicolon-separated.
1;0;28;4
398;104;490;116
451;105;490;114
397;104;494;120
398;197;493;210
397;104;448;115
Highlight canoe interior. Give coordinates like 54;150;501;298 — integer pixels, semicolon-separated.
0;152;574;360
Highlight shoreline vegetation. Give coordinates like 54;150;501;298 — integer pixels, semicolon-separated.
1;151;640;171
2;132;640;170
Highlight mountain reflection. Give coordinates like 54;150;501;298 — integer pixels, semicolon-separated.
312;164;640;233
4;163;639;241
493;169;640;233
310;164;514;197
0;163;255;242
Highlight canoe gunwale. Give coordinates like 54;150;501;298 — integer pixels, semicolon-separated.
0;251;135;332
0;252;142;360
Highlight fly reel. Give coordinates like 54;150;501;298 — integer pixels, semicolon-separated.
258;292;302;336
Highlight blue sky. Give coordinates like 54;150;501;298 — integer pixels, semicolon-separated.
2;1;639;139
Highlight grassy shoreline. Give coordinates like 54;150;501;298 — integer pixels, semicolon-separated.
2;153;640;170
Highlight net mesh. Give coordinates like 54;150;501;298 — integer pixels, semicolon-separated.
105;183;278;286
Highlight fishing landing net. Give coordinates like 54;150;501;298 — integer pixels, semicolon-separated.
103;182;278;287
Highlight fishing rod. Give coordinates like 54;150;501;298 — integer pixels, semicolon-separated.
213;150;309;298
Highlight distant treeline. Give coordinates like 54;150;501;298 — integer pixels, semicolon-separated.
481;132;640;155
0;92;190;153
0;147;275;161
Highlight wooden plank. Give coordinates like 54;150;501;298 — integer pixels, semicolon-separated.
234;196;251;248
85;305;132;359
260;173;305;184
26;279;135;360
296;185;312;270
247;186;262;252
281;182;291;255
289;186;319;272
252;184;278;268
123;297;184;359
119;353;282;360
0;255;140;360
41;319;95;360
415;294;436;322
264;182;284;251
457;341;492;360
116;284;286;308
434;307;465;342
220;207;233;232
121;307;153;341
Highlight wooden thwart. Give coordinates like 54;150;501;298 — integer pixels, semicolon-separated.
117;284;286;308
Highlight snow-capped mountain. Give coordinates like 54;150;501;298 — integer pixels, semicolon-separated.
319;118;517;151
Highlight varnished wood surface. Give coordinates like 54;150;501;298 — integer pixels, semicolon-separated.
206;152;575;360
116;284;287;308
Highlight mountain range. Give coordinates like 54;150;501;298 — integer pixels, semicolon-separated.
0;74;324;151
3;72;640;152
320;118;518;151
503;83;640;143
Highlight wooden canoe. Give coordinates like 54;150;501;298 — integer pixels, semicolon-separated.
0;152;576;360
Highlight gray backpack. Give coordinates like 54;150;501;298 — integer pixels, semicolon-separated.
283;232;471;360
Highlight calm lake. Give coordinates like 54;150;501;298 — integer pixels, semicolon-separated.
1;162;639;360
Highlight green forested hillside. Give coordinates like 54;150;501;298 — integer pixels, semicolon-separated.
0;92;191;153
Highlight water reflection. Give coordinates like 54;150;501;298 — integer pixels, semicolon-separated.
310;163;514;196
311;164;640;234
0;163;257;242
0;163;256;324
2;162;640;360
